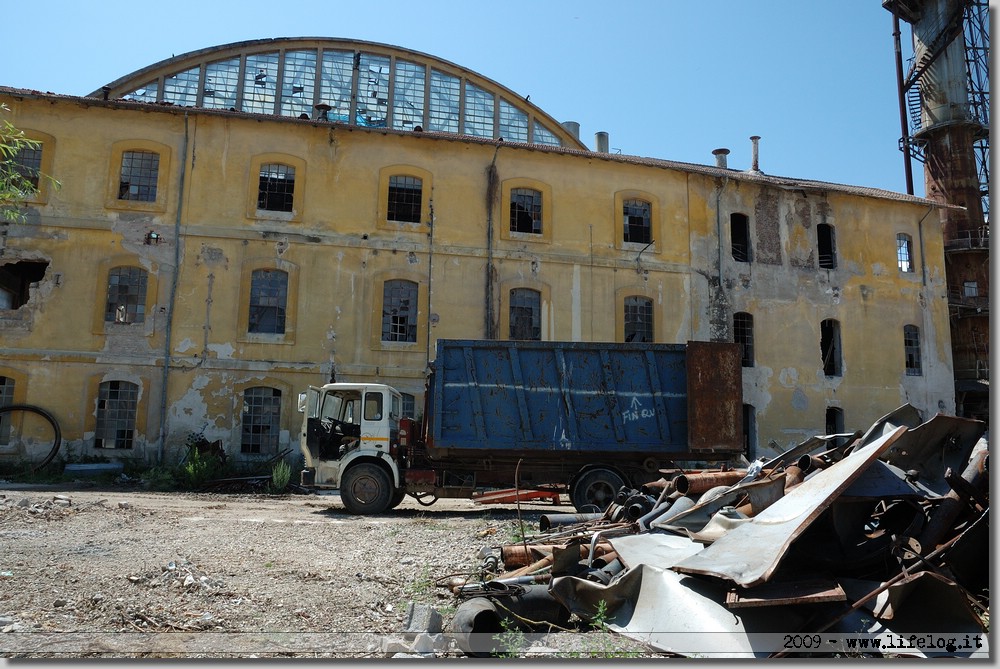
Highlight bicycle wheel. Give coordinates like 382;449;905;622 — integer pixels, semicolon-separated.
0;404;62;473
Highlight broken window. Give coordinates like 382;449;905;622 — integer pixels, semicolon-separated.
731;213;751;262
387;175;422;223
510;188;542;234
248;269;287;334
104;266;148;324
162;66;200;107
243;52;279;115
742;403;756;459
734;312;754;367
392;60;426;131
318;50;354;123
241;386;281;454
118;150;159;202
95;380;138;449
428;69;460;133
13;144;42;191
509;288;541;340
817;223;837;269
382;279;418;342
257;163;295;212
0;260;48;310
623;199;652;244
904;324;922;376
356;53;389;127
202;57;241;110
820;318;842;377
532;123;561;147
280;50;317;118
897;233;914;273
624;296;653;343
0;376;13;446
963;280;979;298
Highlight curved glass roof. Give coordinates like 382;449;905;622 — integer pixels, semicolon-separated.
90;37;586;150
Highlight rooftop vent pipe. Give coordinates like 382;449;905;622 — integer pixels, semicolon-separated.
712;148;730;169
749;135;762;173
595;131;609;153
562;121;581;140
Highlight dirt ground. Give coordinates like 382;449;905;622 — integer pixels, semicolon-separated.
0;482;661;659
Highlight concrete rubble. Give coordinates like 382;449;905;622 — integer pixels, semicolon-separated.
441;405;990;658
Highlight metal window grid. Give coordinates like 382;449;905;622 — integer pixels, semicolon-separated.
623;199;651;244
509;288;541;340
118;150;160;202
387;175;422;223
734;312;754;367
258;163;295;212
104;266;148;324
382;280;418;342
241;386;281;454
904;325;922;376
248;269;288;334
14;145;42;189
95;380;138;449
510;188;542;234
624;296;653;342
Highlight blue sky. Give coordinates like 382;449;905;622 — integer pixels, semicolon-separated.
4;0;921;195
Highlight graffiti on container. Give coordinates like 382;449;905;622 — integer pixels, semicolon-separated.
622;397;656;423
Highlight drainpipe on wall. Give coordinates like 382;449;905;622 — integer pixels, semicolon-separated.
157;112;190;465
485;143;502;339
425;193;435;368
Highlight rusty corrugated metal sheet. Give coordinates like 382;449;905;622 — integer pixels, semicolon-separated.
686;341;743;452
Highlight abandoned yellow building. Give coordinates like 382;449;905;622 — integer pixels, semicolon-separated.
0;38;956;469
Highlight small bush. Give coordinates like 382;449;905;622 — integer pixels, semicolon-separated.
269;459;291;493
174;447;225;490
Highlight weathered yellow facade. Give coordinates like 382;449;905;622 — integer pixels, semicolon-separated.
0;39;955;468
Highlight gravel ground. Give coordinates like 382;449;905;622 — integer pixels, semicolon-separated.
0;482;664;659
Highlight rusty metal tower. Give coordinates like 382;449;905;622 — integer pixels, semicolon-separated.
884;0;989;422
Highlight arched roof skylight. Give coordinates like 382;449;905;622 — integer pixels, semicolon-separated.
90;37;585;149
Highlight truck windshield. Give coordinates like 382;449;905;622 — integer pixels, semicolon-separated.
319;395;343;421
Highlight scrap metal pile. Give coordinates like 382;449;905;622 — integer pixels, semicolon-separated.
449;405;990;658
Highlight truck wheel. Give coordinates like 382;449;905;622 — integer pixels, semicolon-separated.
388;488;407;509
341;463;394;514
571;468;625;513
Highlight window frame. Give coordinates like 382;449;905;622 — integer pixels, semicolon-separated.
92;256;159;336
820;318;843;377
248;268;289;335
369;270;428;351
246;153;306;222
92;378;143;450
240;386;282;454
377;165;432;232
896;232;915;273
11;129;55;204
817;223;837;269
238;258;299;344
734;312;754;367
731;212;752;263
623;295;654;343
104;266;149;325
381;279;419;343
105;140;170;213
903;324;922;376
256;162;296;213
500;178;553;243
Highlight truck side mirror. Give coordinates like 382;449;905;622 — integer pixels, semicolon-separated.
297;392;307;413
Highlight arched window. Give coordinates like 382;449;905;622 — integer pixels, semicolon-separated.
623;199;652;244
387;175;423;223
257;163;295;212
896;233;914;273
118;150;160;202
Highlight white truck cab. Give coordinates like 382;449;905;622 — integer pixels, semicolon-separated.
299;383;404;511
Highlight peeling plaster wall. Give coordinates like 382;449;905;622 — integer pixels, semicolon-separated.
0;93;956;466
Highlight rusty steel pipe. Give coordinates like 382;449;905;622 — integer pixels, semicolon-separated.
782;464;805;490
915;443;989;555
538;513;604;531
797;454;828;473
500;542;613;569
673;470;747;496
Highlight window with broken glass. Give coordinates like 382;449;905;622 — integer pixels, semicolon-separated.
319;50;354;123
734;312;754;367
281;50;318;118
428;70;460;133
821;319;842;377
623;199;652;244
382;279;418;342
0;376;14;446
241;386;281;454
257;163;295;212
13;144;42;190
817;223;837;269
248;269;288;334
392;60;425;131
104;266;148;324
243;52;279;115
463;81;494;138
510;188;542;234
356;53;389;127
904;325;922;376
387;175;422;223
897;233;914;273
499;100;528;143
118;150;159;202
509;288;541;340
401;392;416;420
731;213;751;262
95;380;138;449
202;57;240;110
162;66;200;107
624;296;653;342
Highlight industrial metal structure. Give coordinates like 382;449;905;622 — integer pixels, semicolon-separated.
885;0;990;422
